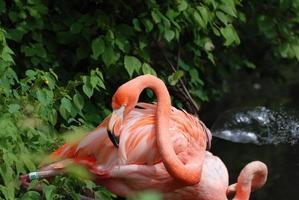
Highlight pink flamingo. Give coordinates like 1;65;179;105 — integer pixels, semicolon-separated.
21;75;267;200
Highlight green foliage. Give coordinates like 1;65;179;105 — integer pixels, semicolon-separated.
253;1;299;61
128;191;162;200
124;56;142;77
0;0;298;199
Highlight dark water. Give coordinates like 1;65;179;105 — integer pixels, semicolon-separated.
212;139;299;200
198;62;299;199
210;107;299;200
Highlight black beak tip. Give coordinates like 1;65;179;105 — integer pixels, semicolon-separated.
107;129;119;148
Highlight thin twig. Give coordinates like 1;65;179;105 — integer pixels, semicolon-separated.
176;46;180;70
159;46;200;114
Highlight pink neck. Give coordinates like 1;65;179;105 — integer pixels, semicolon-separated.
130;75;202;185
233;161;268;200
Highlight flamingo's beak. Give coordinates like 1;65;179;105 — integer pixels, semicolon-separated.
107;105;125;148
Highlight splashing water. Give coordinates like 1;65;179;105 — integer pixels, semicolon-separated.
211;106;299;145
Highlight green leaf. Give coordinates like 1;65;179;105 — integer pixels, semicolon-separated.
27;180;39;191
197;6;209;27
48;108;57;125
124;56;142;77
220;24;240;46
193;11;204;28
107;30;115;40
25;69;37;78
61;97;73;113
70;22;83;34
212;26;220;36
94;69;105;89
95;189;117;200
168;70;184;86
84;180;96;191
32;32;42;42
115;38;130;53
189;68;204;86
194;6;210;29
90;75;98;88
73;93;84;110
48;68;58;80
164;29;175;42
132;18;142;32
151;10;161;24
216;11;231;25
143;19;153;33
90;69;104;90
278;43;291;58
35;44;47;58
1;46;15;63
178;59;190;70
8;27;27;42
203;40;214;52
177;0;188;11
44;185;56;200
243;60;256;69
207;52;215;64
59;106;69;120
0;183;15;200
20;191;40;200
292;44;299;61
82;76;93;98
36;89;53;106
166;9;179;20
8;11;18;22
162;16;171;28
139;36;148;50
8;104;20;113
20;45;35;57
20;154;36;171
190;88;208;101
91;37;105;59
60;97;77;119
142;63;157;76
257;15;275;39
43;72;56;90
219;0;237;17
129;191;162;200
102;46;119;66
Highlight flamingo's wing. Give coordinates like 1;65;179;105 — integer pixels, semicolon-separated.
41;104;159;168
41;117;118;168
42;102;208;172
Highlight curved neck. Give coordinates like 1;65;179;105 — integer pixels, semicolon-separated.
233;161;268;200
233;185;251;200
131;75;202;185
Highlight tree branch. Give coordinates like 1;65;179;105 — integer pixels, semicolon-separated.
158;43;200;115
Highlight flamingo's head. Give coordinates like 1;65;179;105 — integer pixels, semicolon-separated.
107;83;139;147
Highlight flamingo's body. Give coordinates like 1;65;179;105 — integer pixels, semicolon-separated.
44;103;209;194
22;75;267;200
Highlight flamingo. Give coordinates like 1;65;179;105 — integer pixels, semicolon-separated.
20;75;268;200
